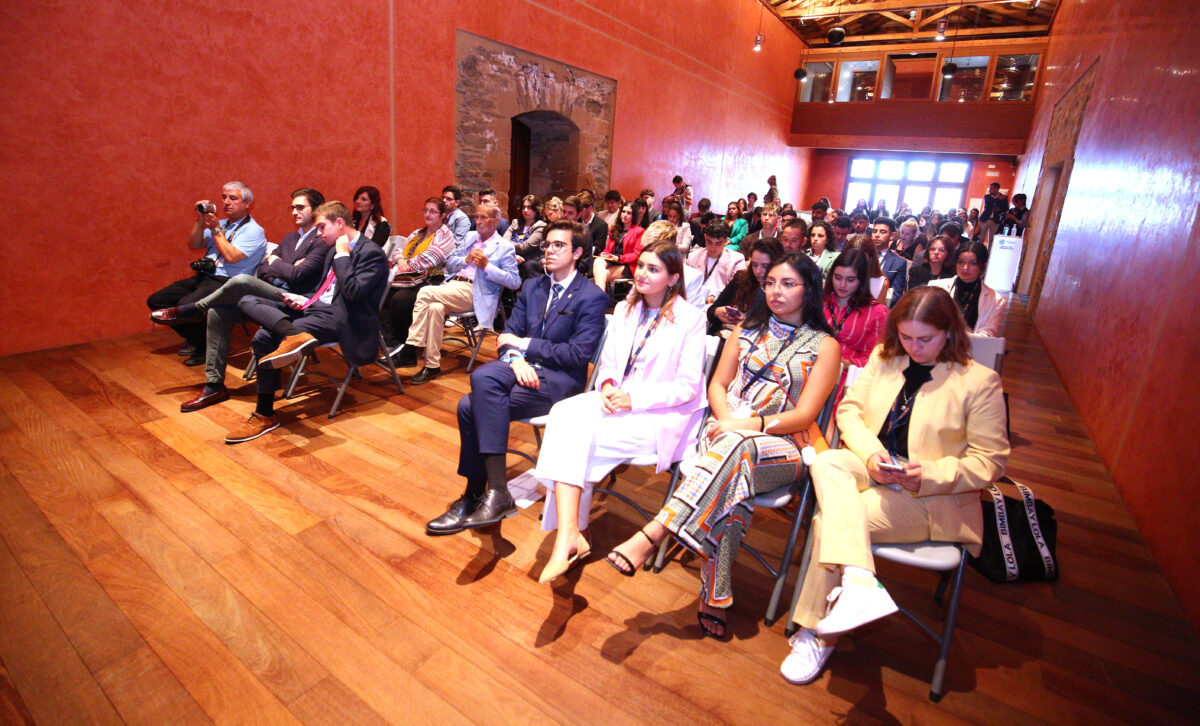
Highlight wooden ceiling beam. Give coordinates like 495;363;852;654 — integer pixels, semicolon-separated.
916;7;959;28
781;0;1020;20
878;10;916;28
807;23;1049;44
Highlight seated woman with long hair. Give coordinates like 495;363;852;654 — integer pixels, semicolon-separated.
845;235;890;306
381;197;455;359
824;249;887;369
506;194;547;278
352;185;391;246
907;235;955;289
806;220;839;279
543;196;563;223
535;239;708;584
726;201;749;251
592;199;648;290
780;286;1009;685
708;238;782;336
605;253;841;639
929;241;1008;337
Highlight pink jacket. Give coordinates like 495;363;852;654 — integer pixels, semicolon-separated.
595;298;708;472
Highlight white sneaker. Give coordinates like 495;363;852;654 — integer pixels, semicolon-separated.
815;577;898;637
780;629;834;685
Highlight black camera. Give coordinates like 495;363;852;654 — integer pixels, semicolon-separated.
190;257;217;274
195;202;216;215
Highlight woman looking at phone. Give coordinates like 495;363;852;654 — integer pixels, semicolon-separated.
708;238;782;335
780;286;1009;685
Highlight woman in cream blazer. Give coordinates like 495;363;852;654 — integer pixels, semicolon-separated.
780;286;1009;686
929;241;1007;337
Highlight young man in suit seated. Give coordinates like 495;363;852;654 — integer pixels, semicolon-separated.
872;216;909;307
426;220;609;534
395;202;521;384
223;200;388;444
151;187;330;412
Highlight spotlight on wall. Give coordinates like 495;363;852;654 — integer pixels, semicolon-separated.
827;26;846;45
753;32;763;51
794;67;808;81
935;19;948;41
942;61;959;78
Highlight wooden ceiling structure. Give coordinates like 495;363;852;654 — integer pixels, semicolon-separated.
765;0;1059;47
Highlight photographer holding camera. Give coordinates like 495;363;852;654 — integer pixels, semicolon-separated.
146;181;267;365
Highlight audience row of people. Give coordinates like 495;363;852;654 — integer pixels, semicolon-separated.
144;179;1011;688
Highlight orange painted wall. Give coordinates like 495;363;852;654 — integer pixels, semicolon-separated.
0;0;809;356
1015;0;1200;628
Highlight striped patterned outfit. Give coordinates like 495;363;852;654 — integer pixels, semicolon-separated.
655;318;829;607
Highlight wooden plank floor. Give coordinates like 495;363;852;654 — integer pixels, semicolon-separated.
0;299;1197;725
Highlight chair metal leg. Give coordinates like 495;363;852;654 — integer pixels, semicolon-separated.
784;525;817;637
466;329;486;372
929;548;968;702
377;332;404;395
284;355;310;399
764;480;814;626
652;464;683;573
328;367;355;418
244;355;258;381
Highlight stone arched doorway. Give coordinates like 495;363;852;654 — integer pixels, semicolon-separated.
509;111;579;219
455;31;616;215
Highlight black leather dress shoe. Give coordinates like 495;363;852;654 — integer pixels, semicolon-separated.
177;343;196;356
391;346;418;368
461;489;518;529
180;388;230;413
410;366;442;385
183;352;205;367
425;494;482;536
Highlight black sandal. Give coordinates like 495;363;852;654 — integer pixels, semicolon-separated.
605;529;656;577
697;611;728;640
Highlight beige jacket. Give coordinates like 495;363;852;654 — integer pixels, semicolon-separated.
837;348;1010;551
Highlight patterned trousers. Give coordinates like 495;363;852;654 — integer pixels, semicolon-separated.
656;424;803;608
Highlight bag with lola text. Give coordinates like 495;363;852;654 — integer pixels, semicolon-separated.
968;477;1059;583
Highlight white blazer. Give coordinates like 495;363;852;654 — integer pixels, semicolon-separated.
930;277;1007;337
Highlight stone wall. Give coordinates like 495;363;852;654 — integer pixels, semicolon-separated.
455;31;616;210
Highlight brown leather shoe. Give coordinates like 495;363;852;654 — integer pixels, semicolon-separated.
224;412;281;444
150;307;200;324
180;388;229;412
259;332;318;370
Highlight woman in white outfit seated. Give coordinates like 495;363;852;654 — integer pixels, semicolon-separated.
929;241;1007;337
780;286;1009;685
533;239;708;584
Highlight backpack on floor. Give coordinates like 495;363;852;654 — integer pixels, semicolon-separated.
969;477;1059;583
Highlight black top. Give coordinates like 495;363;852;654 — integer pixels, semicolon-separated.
907;262;955;290
952;277;982;330
878;361;935;459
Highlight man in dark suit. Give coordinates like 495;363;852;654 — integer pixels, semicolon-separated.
426;220;609;534
224;200;389;444
151;187;331;412
872;217;908;307
562;192;606;274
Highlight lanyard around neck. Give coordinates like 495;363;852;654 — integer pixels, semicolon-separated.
623;308;663;379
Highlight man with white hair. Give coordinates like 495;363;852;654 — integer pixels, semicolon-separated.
395;202;520;384
147;181;267;366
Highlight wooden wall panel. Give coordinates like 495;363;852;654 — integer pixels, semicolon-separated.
1014;0;1200;629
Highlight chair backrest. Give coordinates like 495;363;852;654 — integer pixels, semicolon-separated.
584;321;612;392
969;334;1006;373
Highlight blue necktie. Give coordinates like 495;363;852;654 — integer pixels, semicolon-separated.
540;283;563;336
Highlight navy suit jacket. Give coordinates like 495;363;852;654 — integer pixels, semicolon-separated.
328;236;389;366
499;272;609;402
255;228;329;295
880;249;909;307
